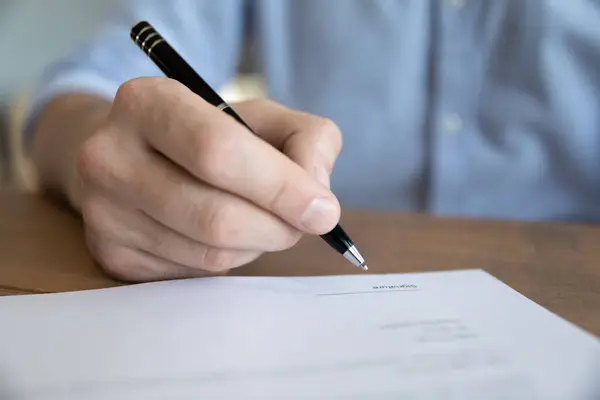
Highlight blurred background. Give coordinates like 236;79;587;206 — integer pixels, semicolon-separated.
0;0;265;192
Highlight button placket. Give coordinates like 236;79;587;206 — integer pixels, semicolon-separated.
428;1;478;214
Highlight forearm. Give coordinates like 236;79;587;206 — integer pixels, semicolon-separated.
30;93;111;210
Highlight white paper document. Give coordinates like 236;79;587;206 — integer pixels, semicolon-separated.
0;269;598;399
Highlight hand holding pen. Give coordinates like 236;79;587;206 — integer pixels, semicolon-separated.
73;19;368;282
77;76;352;281
72;21;367;281
129;21;368;271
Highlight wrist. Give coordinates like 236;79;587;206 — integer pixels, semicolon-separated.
30;94;111;211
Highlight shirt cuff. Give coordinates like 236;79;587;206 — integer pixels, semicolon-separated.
21;72;120;149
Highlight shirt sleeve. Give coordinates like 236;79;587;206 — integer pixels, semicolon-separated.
22;0;247;143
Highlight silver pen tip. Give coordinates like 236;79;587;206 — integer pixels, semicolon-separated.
360;263;369;271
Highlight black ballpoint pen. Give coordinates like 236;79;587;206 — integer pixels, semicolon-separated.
130;21;368;270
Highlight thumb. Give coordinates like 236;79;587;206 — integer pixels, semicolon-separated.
232;100;342;188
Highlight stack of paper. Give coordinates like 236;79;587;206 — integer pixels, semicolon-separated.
0;269;598;399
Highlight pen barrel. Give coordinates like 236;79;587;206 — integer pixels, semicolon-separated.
130;21;224;108
130;21;256;133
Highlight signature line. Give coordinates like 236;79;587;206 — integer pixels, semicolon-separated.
317;288;420;296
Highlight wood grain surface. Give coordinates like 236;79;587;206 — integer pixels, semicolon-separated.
1;192;599;336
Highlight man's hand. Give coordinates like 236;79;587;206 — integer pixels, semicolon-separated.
73;77;342;281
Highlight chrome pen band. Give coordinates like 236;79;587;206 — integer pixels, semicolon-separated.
132;23;165;55
216;103;230;111
141;32;159;50
134;25;152;42
147;38;164;54
343;245;368;270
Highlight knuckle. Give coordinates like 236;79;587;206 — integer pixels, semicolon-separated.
99;246;129;275
113;79;144;111
77;133;136;190
114;77;176;115
143;230;170;257
113;78;184;135
191;134;236;181
91;240;139;281
77;133;111;183
268;178;294;214
315;117;343;154
155;77;188;97
114;78;156;110
280;229;303;250
316;116;338;133
193;201;234;246
264;223;302;251
201;247;236;271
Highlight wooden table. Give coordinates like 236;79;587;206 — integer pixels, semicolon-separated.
1;192;599;336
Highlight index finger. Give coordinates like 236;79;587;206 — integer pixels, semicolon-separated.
232;100;343;188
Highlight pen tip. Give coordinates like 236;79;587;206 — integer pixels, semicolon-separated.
361;264;369;271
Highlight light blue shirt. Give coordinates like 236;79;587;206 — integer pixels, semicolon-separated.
26;0;600;222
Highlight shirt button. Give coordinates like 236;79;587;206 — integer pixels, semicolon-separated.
447;0;467;9
442;113;463;134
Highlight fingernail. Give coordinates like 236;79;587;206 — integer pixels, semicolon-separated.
315;166;330;188
301;197;338;233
